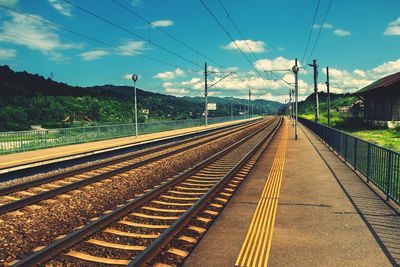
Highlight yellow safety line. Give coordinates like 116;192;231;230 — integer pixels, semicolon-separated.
235;120;287;267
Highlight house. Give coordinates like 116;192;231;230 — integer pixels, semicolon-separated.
353;72;400;127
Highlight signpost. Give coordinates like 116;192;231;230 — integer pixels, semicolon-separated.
207;103;217;110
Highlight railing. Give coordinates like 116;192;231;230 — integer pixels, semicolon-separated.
0;115;255;155
299;117;400;205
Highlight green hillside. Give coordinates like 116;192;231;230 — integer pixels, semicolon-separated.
0;66;282;131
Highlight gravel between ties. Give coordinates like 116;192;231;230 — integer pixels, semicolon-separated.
0;122;265;264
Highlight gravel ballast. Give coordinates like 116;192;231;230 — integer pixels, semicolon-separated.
0;122;263;264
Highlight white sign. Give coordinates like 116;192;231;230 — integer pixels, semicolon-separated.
207;103;217;110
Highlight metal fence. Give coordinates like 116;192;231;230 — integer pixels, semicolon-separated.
0;115;253;155
299;117;400;205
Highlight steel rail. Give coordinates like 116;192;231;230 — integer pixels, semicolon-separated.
10;117;279;267
0;119;262;196
0;120;268;215
129;117;282;266
0;118;259;181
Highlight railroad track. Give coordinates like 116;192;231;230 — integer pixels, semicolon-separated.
8;117;282;267
0;118;268;215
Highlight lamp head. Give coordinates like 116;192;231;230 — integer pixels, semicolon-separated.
131;74;139;82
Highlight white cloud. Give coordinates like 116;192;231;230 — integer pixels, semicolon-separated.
0;0;18;7
277;46;285;51
321;67;371;90
151;20;174;27
47;0;72;17
320;59;400;93
48;51;69;61
334;29;351;36
181;77;202;86
165;88;189;95
153;68;185;80
353;69;366;77
254;56;298;71
371;59;400;75
160;58;400;103
79;40;149;60
131;0;141;6
117;40;147;56
0;47;16;59
79;50;109;60
0;11;81;61
222;40;266;53
313;23;333;29
384;17;400;35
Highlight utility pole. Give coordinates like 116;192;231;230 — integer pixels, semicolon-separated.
204;62;208;126
288;88;292;120
308;59;319;122
131;74;139;138
291;89;295;126
248;89;251;118
231;97;233;121
292;58;299;140
326;66;331;127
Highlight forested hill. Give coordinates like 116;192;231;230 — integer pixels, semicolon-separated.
0;65;282;131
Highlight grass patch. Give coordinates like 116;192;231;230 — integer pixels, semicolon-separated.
345;129;400;152
299;112;400;153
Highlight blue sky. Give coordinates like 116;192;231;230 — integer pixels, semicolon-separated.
0;0;399;102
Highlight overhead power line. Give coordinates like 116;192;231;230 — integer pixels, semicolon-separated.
217;0;259;63
306;0;333;63
112;0;226;70
62;0;202;69
199;0;271;89
301;0;321;64
0;4;183;69
216;0;293;88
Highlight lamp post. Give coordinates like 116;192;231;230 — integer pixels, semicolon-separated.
131;74;139;138
292;59;299;140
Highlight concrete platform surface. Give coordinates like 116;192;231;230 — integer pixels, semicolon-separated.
0;118;255;171
184;120;397;267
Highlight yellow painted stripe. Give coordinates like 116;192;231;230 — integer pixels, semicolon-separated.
235;119;287;267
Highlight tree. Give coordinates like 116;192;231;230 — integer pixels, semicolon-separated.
0;106;29;131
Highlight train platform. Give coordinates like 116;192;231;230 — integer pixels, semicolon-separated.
184;119;399;266
0;118;256;173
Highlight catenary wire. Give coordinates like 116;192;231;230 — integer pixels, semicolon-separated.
62;0;202;69
0;4;183;69
112;0;227;70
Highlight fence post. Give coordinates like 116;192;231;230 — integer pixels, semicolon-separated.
344;135;348;162
367;143;371;183
387;152;393;201
354;138;358;169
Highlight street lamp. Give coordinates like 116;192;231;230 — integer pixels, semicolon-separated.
131;74;139;138
292;60;299;140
